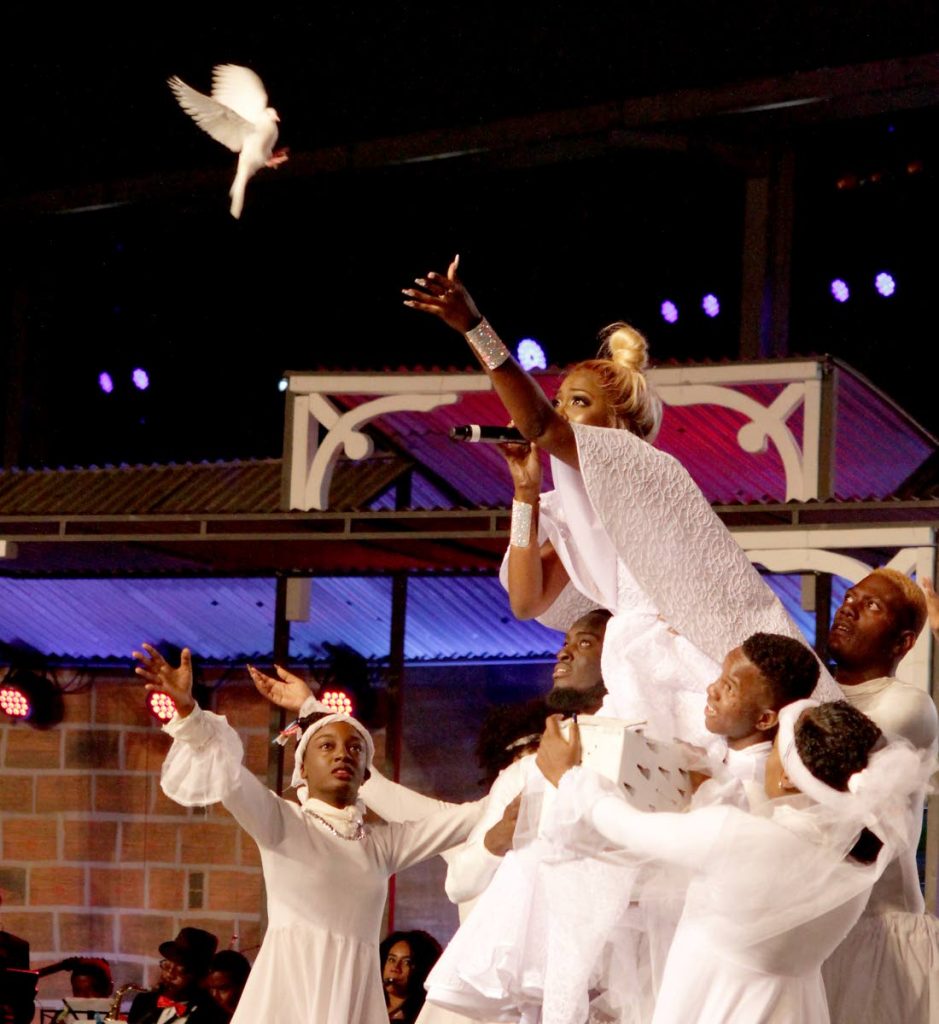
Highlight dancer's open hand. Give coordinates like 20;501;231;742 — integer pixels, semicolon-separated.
133;643;195;718
248;663;313;712
402;255;483;334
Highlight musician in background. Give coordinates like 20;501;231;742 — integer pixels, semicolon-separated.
128;928;225;1024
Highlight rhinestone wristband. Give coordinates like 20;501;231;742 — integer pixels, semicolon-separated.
510;499;534;548
466;318;511;371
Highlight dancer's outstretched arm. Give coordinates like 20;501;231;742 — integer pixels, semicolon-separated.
403;256;580;468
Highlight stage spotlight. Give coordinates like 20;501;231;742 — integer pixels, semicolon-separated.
320;689;354;716
321;641;377;724
98;372;114;394
660;301;679;324
146;690;178;723
702;294;720;318
132;368;150;391
874;272;896;298
0;685;29;719
0;671;64;730
830;279;850;303
516;338;547;371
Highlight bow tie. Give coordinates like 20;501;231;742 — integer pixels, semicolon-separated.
156;994;190;1016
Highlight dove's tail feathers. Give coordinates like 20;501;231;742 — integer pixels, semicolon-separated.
229;176;246;219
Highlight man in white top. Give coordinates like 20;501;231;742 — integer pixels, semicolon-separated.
416;609;611;1024
697;631;822;805
822;567;939;1024
444;608;611;906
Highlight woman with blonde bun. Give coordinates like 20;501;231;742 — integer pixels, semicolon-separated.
405;258;838;747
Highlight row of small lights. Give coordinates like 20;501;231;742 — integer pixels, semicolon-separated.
258;274;887;391
830;272;896;303
98;369;150;393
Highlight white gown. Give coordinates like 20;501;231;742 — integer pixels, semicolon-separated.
160;707;481;1024
503;423;840;746
822;675;939;1023
556;768;891;1024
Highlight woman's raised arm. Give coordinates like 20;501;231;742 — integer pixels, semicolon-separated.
403;257;580;468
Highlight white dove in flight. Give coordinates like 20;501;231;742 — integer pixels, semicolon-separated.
168;64;288;219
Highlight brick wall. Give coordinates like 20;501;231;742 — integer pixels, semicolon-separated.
0;669;268;1013
0;661;547;1018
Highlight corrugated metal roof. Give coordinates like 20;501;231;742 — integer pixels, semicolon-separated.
833;370;935;500
0;572;840;666
0;575;562;664
0;453;410;516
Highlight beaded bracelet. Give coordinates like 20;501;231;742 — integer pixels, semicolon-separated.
510;499;534;548
466;318;511;371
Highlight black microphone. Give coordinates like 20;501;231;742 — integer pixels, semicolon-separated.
449;425;527;444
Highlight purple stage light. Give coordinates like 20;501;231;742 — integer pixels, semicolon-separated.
660;300;679;324
517;338;547;371
830;279;850;303
874;272;896;298
98;372;114;394
132;368;150;390
702;294;720;318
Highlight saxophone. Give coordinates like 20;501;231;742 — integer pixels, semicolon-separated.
102;982;147;1023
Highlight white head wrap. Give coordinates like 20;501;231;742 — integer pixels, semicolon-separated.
778;698;931;848
290;700;375;804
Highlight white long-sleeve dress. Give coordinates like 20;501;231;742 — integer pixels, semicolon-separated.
160;707;482;1024
555;767;892;1024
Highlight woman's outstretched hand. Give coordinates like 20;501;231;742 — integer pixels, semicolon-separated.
402;255;483;334
133;643;195;719
248;663;313;713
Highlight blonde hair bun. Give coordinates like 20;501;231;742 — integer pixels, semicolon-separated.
601;323;649;373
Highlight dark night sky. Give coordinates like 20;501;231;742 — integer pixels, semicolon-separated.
3;3;939;468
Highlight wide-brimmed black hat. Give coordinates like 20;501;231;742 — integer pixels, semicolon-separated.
158;927;218;975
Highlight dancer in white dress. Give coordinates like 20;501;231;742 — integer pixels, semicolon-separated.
537;700;935;1024
134;645;482;1024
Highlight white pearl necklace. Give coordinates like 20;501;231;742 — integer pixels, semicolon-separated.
308;810;368;841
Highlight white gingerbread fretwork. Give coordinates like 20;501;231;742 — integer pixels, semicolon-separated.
651;360;825;501
284;373;492;510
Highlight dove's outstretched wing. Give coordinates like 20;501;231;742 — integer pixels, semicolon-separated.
168;75;253;153
211;64;270;122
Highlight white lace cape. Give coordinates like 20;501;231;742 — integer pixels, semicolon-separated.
502;422;840;701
